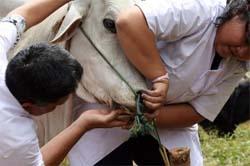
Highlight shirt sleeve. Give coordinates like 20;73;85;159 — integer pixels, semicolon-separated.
0;22;18;70
0;15;26;70
17;140;45;166
190;72;245;121
0;22;18;56
136;0;216;41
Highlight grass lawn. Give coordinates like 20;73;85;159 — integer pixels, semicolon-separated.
62;121;250;166
200;121;250;166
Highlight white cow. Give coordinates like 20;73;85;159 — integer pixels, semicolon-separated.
52;0;147;107
4;0;148;145
2;1;190;165
11;0;147;108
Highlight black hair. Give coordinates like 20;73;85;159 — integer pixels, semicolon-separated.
216;0;250;43
5;43;83;105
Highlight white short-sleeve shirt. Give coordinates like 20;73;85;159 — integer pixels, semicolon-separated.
137;0;247;121
0;21;44;166
68;0;248;166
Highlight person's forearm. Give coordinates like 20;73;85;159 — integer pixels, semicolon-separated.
8;0;70;29
156;104;205;128
41;120;87;166
116;6;166;80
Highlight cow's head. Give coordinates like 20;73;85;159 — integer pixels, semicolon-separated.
52;0;147;109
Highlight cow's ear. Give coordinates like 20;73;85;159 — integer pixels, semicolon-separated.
51;2;88;43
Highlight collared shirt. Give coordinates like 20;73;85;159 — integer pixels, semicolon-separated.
0;21;44;166
68;0;247;166
138;0;247;121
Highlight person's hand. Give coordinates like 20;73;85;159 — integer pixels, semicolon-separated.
144;109;160;122
75;109;130;131
121;109;160;130
142;81;168;110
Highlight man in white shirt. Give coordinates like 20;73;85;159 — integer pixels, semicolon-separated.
0;0;128;165
68;0;249;165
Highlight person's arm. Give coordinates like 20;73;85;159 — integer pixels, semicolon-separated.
155;104;205;128
41;109;128;166
153;71;246;128
116;6;168;110
116;6;166;80
8;0;70;29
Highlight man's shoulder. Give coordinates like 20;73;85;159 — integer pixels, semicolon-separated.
0;124;42;166
0;112;39;164
0;109;37;148
184;0;226;16
184;0;226;7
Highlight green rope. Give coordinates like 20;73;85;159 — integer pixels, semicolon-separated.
130;93;170;165
129;92;163;146
79;26;136;96
130;92;154;137
79;26;169;164
79;25;157;136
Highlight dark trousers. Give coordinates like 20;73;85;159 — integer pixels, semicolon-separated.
95;135;165;166
200;80;250;135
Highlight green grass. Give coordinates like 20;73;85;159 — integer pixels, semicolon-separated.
61;159;68;166
200;121;250;166
62;121;250;166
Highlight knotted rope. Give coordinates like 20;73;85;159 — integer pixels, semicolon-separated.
79;26;170;165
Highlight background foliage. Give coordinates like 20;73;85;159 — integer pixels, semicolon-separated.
200;121;250;166
62;121;250;166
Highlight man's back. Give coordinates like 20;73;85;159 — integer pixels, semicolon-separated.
0;21;44;166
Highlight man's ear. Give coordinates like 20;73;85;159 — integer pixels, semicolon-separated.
21;102;34;113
